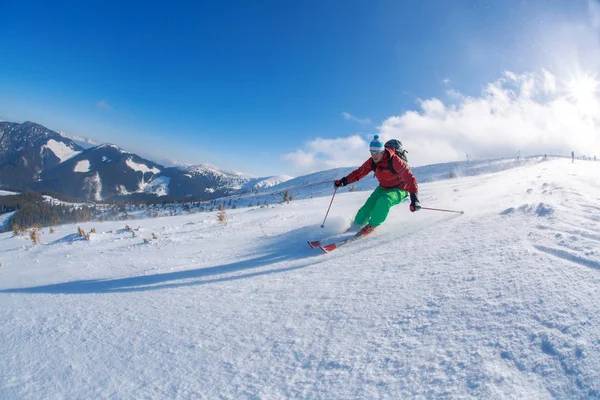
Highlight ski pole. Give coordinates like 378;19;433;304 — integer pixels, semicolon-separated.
321;186;338;228
421;207;464;214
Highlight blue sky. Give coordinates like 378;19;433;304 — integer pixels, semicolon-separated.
1;0;599;176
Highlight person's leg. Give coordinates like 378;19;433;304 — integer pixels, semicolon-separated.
353;187;384;227
369;189;408;227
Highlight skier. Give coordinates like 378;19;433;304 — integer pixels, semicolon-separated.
334;135;420;236
571;151;575;163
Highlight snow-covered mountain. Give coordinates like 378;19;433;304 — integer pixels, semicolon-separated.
238;174;294;193
0;121;84;187
159;164;291;201
1;158;598;398
32;143;167;201
0;120;293;202
58;131;98;149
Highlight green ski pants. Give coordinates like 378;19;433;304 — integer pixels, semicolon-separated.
353;186;409;227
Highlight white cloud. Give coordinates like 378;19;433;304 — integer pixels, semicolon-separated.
284;69;600;173
542;69;557;94
283;134;375;173
60;131;98;146
282;6;600;175
377;70;600;166
97;100;114;110
342;112;372;125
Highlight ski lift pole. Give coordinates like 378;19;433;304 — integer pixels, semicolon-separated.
321;186;338;228
421;207;464;214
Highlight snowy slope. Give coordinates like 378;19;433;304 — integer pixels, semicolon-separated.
223;156;550;207
0;211;16;231
238;175;294;193
41;139;81;162
1;159;599;399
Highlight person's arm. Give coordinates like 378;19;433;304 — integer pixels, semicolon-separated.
345;159;375;184
335;159;374;187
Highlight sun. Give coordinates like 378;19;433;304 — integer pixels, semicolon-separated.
568;75;599;113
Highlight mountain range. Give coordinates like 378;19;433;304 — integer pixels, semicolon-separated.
0;121;292;202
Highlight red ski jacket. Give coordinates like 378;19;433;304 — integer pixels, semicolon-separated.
345;147;419;193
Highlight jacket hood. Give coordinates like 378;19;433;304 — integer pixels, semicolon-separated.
381;147;395;162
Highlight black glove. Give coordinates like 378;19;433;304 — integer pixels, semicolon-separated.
409;192;421;212
334;177;348;188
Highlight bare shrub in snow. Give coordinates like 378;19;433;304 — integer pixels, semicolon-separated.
29;229;40;245
77;226;90;240
217;205;228;225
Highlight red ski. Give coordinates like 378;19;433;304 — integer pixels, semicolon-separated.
307;240;321;248
318;232;364;253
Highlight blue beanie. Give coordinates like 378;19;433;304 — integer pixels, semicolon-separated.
369;135;384;153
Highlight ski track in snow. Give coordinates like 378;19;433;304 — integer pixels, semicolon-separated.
0;159;599;399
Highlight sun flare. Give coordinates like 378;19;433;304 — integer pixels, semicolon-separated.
568;75;599;113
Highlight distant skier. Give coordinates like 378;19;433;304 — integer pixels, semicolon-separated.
334;135;420;236
571;151;575;163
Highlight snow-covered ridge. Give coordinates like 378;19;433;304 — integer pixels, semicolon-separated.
178;164;230;178
126;158;161;175
177;164;252;190
239;175;294;193
41;139;81;163
59;132;97;149
95;144;130;154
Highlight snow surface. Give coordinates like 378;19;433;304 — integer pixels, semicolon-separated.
82;172;103;201
0;211;16;231
1;159;600;399
0;190;18;196
74;160;91;173
41;139;81;163
223;156;548;207
41;195;88;208
126;158;161;175
140;176;170;197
